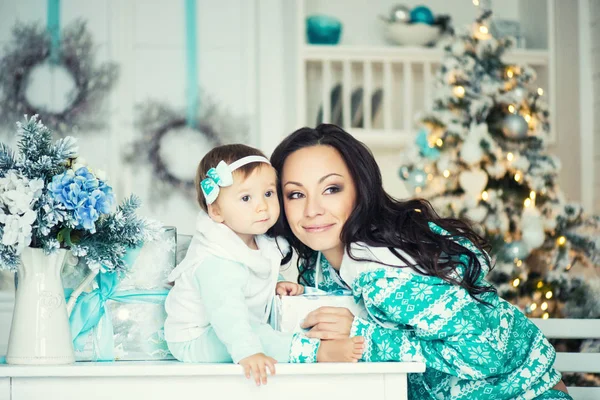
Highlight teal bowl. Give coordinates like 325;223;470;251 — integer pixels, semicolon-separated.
306;15;342;45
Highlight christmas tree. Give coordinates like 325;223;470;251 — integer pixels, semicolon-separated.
399;9;600;320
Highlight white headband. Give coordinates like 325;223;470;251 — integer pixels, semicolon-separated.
200;156;271;204
228;155;271;172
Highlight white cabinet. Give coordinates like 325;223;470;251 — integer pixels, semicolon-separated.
0;362;425;400
295;0;556;149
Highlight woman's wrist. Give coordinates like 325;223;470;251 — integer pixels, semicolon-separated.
289;333;320;363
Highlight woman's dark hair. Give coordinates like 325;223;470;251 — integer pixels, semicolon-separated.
270;124;495;302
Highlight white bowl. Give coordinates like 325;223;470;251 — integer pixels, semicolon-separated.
385;22;442;46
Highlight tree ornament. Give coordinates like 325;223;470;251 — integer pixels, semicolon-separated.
389;5;411;23
460;135;484;165
458;168;488;198
503;241;530;261
502;114;529;138
408;168;428;188
522;222;546;250
466;205;488;223
512;86;527;102
410;5;435;25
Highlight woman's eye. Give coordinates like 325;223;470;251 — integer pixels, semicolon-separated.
324;185;341;194
287;192;304;200
241;195;250;202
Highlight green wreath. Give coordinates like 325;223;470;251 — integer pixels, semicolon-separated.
0;20;118;135
128;98;248;202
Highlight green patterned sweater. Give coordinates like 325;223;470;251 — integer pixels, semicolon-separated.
298;223;572;400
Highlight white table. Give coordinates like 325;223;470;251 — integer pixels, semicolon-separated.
0;361;425;400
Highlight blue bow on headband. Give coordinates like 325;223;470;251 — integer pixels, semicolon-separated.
200;160;234;204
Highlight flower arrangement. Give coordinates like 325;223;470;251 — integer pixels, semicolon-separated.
0;115;159;273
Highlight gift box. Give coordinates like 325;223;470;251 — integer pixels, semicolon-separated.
270;288;368;333
62;227;178;361
176;234;192;265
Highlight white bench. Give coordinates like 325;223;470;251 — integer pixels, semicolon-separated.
532;318;600;400
0;361;424;400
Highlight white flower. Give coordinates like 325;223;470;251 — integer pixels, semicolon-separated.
4;189;35;215
2;212;35;252
2;215;21;246
0;172;44;254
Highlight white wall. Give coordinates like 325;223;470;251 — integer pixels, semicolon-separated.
0;0;259;235
0;0;591;232
551;1;581;204
591;0;600;213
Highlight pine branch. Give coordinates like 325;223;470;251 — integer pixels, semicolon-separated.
0;143;16;175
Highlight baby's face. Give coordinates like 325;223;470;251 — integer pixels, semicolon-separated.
210;165;279;244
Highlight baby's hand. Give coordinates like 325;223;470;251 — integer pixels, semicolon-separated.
239;352;277;386
276;281;305;296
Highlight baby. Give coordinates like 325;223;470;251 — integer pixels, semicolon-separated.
164;144;364;386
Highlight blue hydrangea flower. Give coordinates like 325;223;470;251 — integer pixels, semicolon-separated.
48;167;115;233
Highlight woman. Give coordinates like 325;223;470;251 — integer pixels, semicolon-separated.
270;124;571;399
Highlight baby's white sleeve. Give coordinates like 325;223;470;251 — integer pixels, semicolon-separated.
194;256;264;363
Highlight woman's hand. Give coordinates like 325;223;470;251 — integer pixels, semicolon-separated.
276;281;305;296
238;353;277;386
301;306;355;340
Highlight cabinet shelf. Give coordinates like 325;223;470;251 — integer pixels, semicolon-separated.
302;45;550;66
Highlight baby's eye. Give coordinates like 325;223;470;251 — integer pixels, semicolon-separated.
265;190;274;198
241;195;250;202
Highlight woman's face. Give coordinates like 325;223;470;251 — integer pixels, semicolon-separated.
281;145;356;262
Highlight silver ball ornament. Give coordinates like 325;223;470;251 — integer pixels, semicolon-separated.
389;5;411;23
512;87;527;102
502;114;529;138
503;240;530;261
408;168;428;188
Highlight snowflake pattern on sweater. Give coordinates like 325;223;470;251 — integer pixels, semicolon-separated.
299;223;573;399
289;333;319;363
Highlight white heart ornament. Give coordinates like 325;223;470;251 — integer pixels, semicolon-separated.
459;168;488;198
